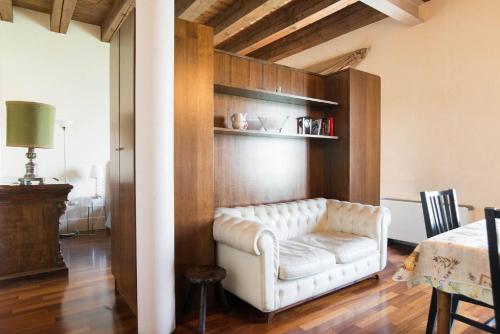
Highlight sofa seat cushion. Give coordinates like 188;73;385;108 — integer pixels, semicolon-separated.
278;240;336;280
293;231;378;264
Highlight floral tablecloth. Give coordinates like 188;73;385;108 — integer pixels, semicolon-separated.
393;220;499;305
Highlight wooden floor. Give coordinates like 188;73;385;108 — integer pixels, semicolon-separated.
0;233;492;333
0;231;137;334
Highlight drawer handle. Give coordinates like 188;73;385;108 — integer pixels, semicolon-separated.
115;147;124;151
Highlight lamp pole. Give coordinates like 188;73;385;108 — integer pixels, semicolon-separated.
57;120;77;238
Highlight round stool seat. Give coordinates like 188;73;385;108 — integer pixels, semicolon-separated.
183;265;229;334
185;265;226;284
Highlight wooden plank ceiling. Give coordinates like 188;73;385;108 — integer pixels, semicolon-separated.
0;0;135;42
177;0;428;62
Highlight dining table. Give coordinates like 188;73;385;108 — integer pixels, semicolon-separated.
393;220;497;334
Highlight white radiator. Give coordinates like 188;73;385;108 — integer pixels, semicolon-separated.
380;198;473;245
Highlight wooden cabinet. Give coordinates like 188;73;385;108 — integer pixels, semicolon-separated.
213;51;381;208
325;68;381;205
0;184;72;283
110;11;137;315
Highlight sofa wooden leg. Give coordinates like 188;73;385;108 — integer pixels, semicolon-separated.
373;274;380;280
264;312;275;324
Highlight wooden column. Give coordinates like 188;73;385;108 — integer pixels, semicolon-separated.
174;18;215;306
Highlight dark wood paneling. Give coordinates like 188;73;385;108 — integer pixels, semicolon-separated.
0;184;72;282
214;51;332;208
110;11;137;315
304;73;326;100
325;70;350;202
325;68;381;206
175;18;215;306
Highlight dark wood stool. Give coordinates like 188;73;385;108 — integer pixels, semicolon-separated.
183;265;229;334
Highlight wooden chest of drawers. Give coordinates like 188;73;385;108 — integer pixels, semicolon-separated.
0;184;72;283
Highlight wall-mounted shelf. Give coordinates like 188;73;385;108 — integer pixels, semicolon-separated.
214;84;339;108
214;127;339;140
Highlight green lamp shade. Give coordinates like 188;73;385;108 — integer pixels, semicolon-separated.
6;101;56;149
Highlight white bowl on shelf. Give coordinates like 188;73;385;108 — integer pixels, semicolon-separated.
247;118;263;131
258;116;289;133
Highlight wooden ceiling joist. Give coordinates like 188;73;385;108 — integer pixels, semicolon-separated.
0;0;13;22
176;0;219;21
248;2;386;62
209;0;293;46
359;0;422;25
50;0;78;33
216;0;358;55
101;0;135;42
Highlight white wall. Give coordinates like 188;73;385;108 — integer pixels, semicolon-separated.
0;8;110;229
279;0;500;220
136;1;176;333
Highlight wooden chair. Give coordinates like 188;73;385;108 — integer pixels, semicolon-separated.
420;189;461;333
485;208;500;330
421;190;498;333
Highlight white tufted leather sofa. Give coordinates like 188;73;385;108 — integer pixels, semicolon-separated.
213;198;391;315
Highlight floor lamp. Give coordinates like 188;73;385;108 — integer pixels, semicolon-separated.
57;120;78;237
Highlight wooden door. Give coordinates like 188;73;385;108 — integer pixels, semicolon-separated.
110;10;137;315
118;10;137;314
110;22;120;283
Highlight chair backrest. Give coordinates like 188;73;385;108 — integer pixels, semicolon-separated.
484;207;500;325
420;189;460;238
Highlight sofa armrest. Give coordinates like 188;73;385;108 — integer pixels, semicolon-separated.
213;213;279;256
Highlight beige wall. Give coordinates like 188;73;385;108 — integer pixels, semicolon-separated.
279;0;500;220
0;7;110;229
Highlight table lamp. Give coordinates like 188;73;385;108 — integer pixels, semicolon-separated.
6;101;55;185
90;164;104;198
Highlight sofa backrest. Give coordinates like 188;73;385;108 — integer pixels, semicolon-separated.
215;198;328;241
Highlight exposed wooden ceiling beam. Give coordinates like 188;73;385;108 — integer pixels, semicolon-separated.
50;0;78;34
360;0;422;25
208;0;293;46
176;0;219;21
249;2;386;62
0;0;13;22
101;0;135;42
217;0;358;55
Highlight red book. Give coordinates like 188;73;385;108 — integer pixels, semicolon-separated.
328;116;335;136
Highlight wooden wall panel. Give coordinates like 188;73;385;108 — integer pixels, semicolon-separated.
214;51;331;208
325;70;350;202
174;19;215;304
304;73;325;100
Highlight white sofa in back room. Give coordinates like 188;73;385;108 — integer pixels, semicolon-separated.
213;198;391;321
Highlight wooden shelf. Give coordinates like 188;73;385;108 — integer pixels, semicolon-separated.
214;127;339;140
214;84;339;107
